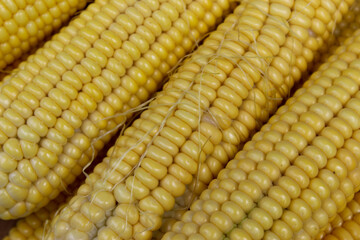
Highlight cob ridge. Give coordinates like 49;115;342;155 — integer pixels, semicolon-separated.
0;0;88;71
163;27;360;239
43;0;355;238
0;0;234;220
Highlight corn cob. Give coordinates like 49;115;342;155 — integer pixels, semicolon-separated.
0;0;89;71
163;27;360;240
45;0;355;238
0;0;234;220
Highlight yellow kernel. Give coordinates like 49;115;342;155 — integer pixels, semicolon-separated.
271;220;293;240
289;198;312;220
285;166;310;189
199;223;223;240
249;208;273;230
282;210;303;232
160;174;185;197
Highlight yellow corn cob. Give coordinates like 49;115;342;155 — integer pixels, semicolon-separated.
45;0;354;238
163;28;360;240
0;0;89;71
0;0;234;220
316;192;360;239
